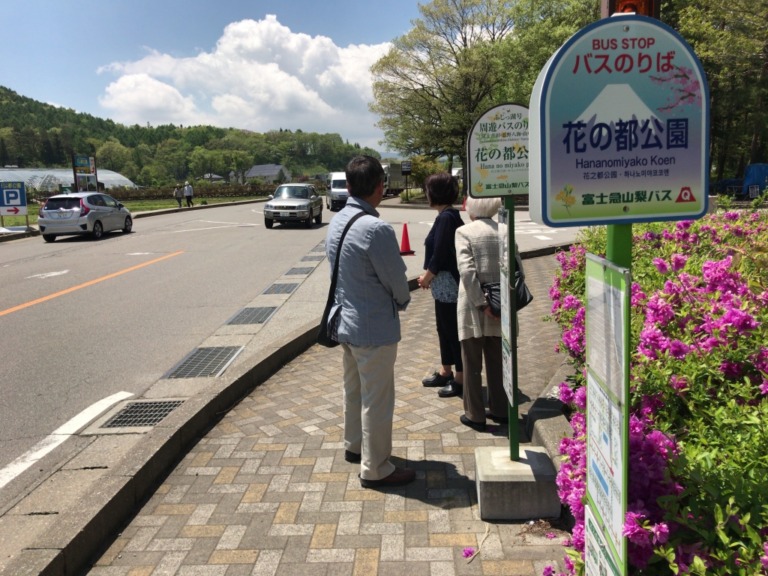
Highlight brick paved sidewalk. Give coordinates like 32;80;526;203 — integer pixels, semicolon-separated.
87;255;570;576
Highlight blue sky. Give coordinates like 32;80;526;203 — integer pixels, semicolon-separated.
5;0;423;152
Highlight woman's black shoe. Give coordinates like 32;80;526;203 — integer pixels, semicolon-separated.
460;414;486;432
344;450;361;463
437;381;463;398
422;371;453;387
486;412;509;424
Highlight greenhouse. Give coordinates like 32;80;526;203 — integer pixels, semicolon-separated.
0;167;137;192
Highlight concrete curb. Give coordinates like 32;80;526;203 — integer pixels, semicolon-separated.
0;228;38;242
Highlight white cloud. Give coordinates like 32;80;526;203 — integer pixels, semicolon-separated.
97;14;391;150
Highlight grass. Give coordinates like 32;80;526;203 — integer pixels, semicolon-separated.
124;196;258;213
1;196;260;228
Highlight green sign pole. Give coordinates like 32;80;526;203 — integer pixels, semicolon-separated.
606;224;633;270
465;102;529;462
506;196;520;461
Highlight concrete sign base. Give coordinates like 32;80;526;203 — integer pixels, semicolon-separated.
475;446;561;521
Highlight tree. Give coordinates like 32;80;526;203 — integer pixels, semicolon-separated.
223;150;252;184
370;0;514;184
96;138;132;172
498;0;599;105
153;138;191;184
409;155;445;191
188;146;226;180
671;0;768;179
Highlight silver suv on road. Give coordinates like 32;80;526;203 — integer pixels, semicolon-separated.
263;184;323;229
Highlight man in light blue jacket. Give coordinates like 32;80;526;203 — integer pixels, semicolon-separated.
325;155;414;488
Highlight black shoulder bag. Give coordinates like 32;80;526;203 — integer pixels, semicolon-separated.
482;252;533;317
317;209;366;347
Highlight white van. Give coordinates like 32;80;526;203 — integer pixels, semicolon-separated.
326;172;348;211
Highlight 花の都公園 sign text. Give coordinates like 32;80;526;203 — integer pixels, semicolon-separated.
467;103;529;198
529;14;709;226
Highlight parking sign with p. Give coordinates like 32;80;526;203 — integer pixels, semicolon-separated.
0;182;28;216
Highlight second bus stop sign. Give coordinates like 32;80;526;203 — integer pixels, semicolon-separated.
529;14;709;227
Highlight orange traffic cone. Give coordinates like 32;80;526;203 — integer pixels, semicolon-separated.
399;223;415;256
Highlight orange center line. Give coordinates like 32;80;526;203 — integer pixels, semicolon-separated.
0;251;185;318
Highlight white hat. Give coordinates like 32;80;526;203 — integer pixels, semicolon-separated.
185;181;189;185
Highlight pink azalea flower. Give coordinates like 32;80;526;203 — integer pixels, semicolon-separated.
652;257;670;274
670;253;688;271
670;375;688;392
651;522;670;544
668;339;691;360
558;381;575;404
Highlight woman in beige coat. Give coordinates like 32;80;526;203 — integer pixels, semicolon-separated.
455;196;506;431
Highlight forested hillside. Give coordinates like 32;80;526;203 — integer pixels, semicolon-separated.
0;86;380;186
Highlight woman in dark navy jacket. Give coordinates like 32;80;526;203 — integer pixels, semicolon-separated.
417;173;465;398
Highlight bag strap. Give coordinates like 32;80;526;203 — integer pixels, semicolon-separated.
325;207;366;309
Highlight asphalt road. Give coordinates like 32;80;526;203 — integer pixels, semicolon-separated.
0;200;580;508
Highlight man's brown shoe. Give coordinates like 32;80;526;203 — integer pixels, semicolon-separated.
359;467;416;489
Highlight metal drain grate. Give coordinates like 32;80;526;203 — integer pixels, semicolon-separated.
264;283;298;295
301;255;325;262
103;400;184;428
286;267;314;275
227;306;276;325
311;243;326;253
167;346;243;378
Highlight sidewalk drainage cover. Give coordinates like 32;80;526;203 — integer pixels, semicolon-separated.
286;267;314;275
301;255;324;262
166;346;244;378
264;283;298;295
227;306;276;325
311;243;325;253
103;400;184;428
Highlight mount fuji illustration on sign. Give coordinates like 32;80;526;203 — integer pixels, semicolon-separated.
576;83;660;125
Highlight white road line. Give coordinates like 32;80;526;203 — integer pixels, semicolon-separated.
199;220;250;225
26;270;69;279
170;224;253;233
534;235;553;240
0;391;134;490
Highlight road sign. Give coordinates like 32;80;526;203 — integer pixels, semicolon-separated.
467;103;529;197
401;161;412;175
0;182;27;216
529;15;709;226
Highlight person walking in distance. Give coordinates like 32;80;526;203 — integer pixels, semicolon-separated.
183;181;194;207
325;155;415;488
173;185;183;208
